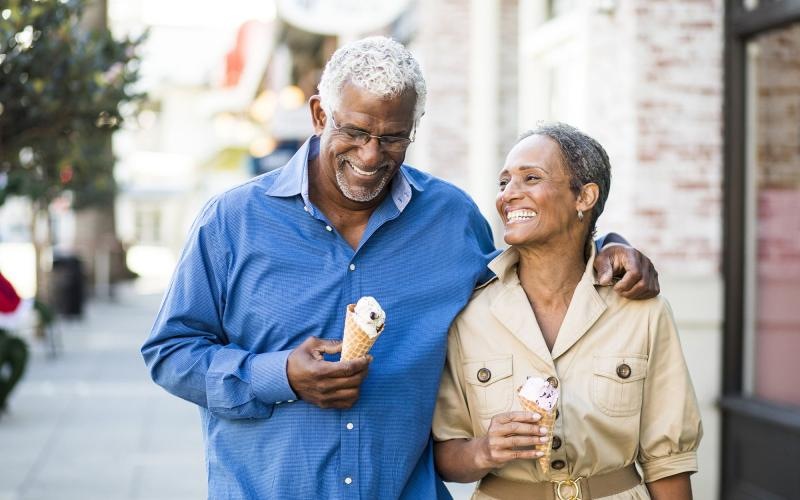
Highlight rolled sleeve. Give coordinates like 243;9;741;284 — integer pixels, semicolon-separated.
250;350;298;404
638;298;703;482
640;451;698;482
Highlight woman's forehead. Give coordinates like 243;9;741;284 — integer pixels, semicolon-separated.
502;135;564;173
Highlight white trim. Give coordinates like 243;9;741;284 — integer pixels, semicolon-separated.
468;0;500;222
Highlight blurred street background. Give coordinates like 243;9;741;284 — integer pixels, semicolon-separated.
1;0;799;499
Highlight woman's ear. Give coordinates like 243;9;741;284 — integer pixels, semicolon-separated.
576;183;600;213
309;96;326;135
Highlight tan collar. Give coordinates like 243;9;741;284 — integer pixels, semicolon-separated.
487;243;607;361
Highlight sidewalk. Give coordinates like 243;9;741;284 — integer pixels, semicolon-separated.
0;283;475;500
0;285;205;500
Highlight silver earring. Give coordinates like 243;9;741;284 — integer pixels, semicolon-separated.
577;210;584;222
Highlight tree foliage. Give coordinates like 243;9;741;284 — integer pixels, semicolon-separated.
0;0;144;209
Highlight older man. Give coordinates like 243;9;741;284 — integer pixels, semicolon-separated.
142;37;658;499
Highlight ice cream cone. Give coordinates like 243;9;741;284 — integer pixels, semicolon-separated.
518;394;557;474
341;304;383;361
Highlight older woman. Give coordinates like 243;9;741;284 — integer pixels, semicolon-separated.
433;123;702;500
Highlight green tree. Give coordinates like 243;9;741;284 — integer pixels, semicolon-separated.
0;0;143;310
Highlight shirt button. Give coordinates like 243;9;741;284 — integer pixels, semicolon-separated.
551;460;566;470
552;435;562;450
547;376;559;388
344;477;353;485
325;225;332;232
349;264;356;271
303;206;309;212
346;422;354;430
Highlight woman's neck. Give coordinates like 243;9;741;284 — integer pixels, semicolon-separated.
517;239;586;304
516;238;587;350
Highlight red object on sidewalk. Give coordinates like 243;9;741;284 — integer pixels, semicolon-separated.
0;272;22;314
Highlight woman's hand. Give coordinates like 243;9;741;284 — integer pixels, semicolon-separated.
434;411;546;483
476;411;548;469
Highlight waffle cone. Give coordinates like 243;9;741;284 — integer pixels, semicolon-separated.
518;395;556;474
340;304;383;361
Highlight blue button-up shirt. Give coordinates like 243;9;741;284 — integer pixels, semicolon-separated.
142;136;496;499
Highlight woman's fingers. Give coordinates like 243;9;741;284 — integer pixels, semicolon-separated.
482;412;550;466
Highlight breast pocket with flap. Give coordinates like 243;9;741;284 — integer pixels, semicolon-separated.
463;356;514;418
591;354;648;417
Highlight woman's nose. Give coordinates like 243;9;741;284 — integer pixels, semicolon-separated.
500;180;522;202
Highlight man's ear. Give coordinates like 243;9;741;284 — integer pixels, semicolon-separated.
576;183;600;213
309;95;326;135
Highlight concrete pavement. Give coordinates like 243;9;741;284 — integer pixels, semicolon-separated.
0;285;205;500
0;283;475;499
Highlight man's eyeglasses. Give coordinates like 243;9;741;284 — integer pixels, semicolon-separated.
328;114;415;153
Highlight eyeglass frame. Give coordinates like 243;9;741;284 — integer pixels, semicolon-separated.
327;113;416;152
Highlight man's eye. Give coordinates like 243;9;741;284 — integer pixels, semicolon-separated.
526;175;541;182
381;135;408;145
498;179;509;188
342;127;366;139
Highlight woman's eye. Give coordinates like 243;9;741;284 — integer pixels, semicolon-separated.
526;175;540;182
498;179;509;188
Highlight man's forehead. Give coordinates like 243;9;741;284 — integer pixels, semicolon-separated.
333;84;416;126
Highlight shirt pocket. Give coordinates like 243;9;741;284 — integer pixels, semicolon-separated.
591;353;648;417
463;356;514;418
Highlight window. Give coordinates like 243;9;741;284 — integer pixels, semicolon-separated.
743;21;800;406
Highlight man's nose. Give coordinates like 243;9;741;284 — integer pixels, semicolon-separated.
357;136;383;166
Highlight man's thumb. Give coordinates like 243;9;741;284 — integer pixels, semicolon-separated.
596;258;614;285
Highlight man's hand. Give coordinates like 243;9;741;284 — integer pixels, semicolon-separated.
286;336;371;409
475;411;546;470
594;244;660;299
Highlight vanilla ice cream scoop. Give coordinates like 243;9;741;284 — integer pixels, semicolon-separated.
352;296;386;339
518;376;560;411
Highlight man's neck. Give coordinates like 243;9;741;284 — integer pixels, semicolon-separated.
308;156;388;249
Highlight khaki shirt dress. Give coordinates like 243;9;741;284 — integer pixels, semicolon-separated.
433;247;702;499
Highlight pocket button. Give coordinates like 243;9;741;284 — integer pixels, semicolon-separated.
477;368;492;383
616;363;632;379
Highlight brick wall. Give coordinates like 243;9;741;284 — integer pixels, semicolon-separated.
409;0;471;184
625;0;723;276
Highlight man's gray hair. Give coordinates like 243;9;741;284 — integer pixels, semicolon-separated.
317;36;426;122
519;123;611;236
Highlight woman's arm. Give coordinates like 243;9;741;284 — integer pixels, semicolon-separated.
434;411;545;483
646;472;693;500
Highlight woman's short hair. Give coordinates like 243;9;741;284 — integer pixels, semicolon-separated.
317;36;426;122
518;123;611;236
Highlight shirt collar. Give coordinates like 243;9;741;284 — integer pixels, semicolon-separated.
264;135;423;212
488;240;600;287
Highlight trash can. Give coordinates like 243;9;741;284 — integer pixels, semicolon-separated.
50;255;85;318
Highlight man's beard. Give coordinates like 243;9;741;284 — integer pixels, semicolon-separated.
335;154;395;202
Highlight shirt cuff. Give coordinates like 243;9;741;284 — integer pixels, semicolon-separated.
250;350;298;404
597;232;630;248
641;451;698;483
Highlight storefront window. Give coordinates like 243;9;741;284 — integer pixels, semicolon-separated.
744;21;800;406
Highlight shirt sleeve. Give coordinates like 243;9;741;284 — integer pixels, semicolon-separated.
141;198;297;420
638;297;703;482
595;232;630;249
432;323;475;441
